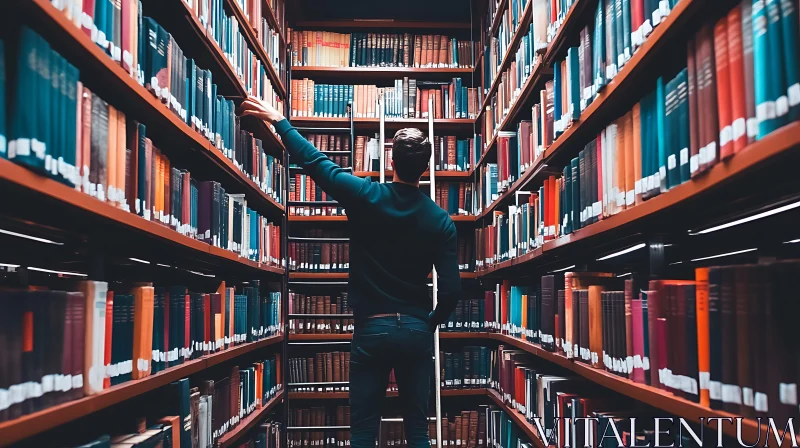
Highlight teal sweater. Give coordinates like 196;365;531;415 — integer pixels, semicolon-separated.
275;119;461;327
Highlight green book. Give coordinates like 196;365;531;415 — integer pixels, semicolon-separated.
656;76;667;194
765;0;789;130
568;47;581;121
605;0;617;82
664;76;678;190
47;49;61;181
622;0;632;62
615;0;624;68
676;69;690;184
778;0;800;121
594;1;606;90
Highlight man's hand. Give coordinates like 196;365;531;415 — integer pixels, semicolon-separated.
239;96;285;123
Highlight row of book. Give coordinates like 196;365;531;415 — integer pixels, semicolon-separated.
485;264;800;421
288;203;345;217
425;411;486;448
0;280;281;423
289;79;479;119
234;420;283;448
289;352;350;389
440;347;494;389
302;134;353;167
70;367;282;448
46;4;285;174
439;298;488;332
288;291;353;331
423;182;475;217
188;0;285;112
288;240;350;273
290;173;338;204
288;30;477;68
288;406;350;448
234;0;286;79
376;135;476;174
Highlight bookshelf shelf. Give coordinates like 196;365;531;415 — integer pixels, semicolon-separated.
217;389;285;448
288;333;353;341
24;0;285;220
352;171;472;180
288;272;478;280
484;388;545;448
287;388;488;400
0;335;283;446
289;117;476;133
488;0;510;36
0;159;286;277
225;0;286;98
476;120;800;277
473;0;712;218
469;332;766;445
291;66;475;81
289;215;349;222
262;0;286;45
481;0;533;112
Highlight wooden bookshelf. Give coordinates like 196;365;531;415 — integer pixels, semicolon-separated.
23;0;285;220
217;389;285;448
488;0;510;36
480;0;533;113
225;0;286;98
477;120;800;276
288;333;353;341
465;332;769;445
473;0;706;218
484;388;545;448
352;171;472;180
0;159;285;276
0;335;283;446
262;0;286;45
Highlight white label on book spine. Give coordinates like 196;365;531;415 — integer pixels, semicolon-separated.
659;0;670;16
680;148;689;166
777;95;790;117
652;9;662;26
757;101;776;122
668;154;677;170
743;387;755;407
732;118;746;141
780;383;798;405
699;371;710;390
755;392;769;412
720;126;733;148
643;357;650;371
709;381;722;400
707;142;717;162
747;118;759;138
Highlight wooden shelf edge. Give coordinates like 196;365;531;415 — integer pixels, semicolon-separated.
217;389;285;448
288;215;349;222
287;272;478;279
291;67;475;75
489;0;511;37
0;335;284;446
288;333;353;341
477;121;800;277
29;0;285;218
287;388;487;400
0;159;285;277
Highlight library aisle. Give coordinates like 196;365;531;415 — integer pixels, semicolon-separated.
1;0;800;447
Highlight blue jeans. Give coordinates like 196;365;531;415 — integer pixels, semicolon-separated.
350;314;433;448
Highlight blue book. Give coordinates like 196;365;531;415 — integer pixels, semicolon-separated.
553;62;562;136
656;76;667;194
568;47;581;121
778;0;800;121
753;0;777;138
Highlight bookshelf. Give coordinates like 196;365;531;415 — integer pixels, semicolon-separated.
0;335;283;446
288;272;478;280
5;0;291;445
289;117;476;133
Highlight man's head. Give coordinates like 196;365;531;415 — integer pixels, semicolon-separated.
391;128;431;184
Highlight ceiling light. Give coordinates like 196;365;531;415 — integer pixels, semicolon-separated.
597;243;646;261
550;265;575;273
689;200;800;235
128;257;150;264
0;228;63;245
689;248;757;262
28;267;87;277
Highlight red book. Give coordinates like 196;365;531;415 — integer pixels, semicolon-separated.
657;317;670;390
500;280;509;334
82;0;95;38
631;0;645;39
595;135;603;221
184;293;191;358
484;291;495;331
713;19;734;160
103;290;114;389
203;294;211;353
726;5;748;154
631;296;646;384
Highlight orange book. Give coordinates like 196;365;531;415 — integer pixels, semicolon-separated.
713;18;734;160
163;157;171;226
632;103;643;205
107;105;117;204
255;362;264;405
553;177;560;238
158;416;182;448
588;285;606;369
103;290;114;389
623;112;635;209
132;286;154;380
116;110;127;208
217;282;226;346
695;267;710;407
726;5;748;154
616;116;626;213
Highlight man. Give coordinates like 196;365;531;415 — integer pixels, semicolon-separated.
240;98;461;448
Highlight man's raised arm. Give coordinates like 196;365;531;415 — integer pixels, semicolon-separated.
240;98;369;207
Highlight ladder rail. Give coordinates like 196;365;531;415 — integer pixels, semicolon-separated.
428;94;443;448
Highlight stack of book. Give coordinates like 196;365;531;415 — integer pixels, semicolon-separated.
288;31;476;68
289;292;353;334
288;237;350;273
289;352;350;390
423;182;475;216
289;406;351;448
0;283;281;423
425;411;487;448
440;347;493;389
290;79;479;119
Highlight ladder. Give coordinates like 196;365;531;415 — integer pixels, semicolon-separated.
377;93;443;448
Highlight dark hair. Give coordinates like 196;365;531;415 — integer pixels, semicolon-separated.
392;128;431;181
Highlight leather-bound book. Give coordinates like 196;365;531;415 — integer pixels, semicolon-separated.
713;18;734;160
579;290;590;365
631;294;646;384
719;267;739;413
588;285;606;369
707;267;724;409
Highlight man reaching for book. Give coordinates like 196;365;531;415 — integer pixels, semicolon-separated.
240;97;461;448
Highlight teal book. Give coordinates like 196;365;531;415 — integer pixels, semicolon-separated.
210;81;217;138
64;62;80;187
664;76;678;189
10;29;45;171
778;0;800;121
570;157;580;231
94;0;107;50
656;76;667;194
766;0;789;129
568;47;581;121
47;49;60;181
563;164;572;234
169;379;192;448
553;61;562;137
195;66;204;130
639;90;652;198
622;0;632;61
313;84;319;117
753;0;776;138
186;59;196;127
615;0;624;68
606;0;617;81
136;122;146;216
594;1;606;90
